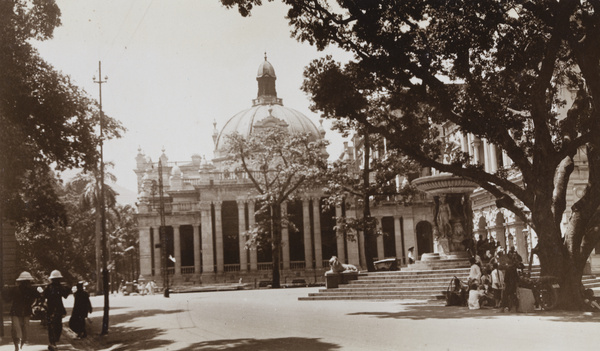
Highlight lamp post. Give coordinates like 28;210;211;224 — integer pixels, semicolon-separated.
93;61;110;335
157;159;169;297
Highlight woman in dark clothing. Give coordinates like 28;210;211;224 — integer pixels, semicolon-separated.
43;270;71;351
69;282;92;338
2;271;40;351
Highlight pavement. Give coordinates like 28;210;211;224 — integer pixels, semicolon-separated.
0;288;599;350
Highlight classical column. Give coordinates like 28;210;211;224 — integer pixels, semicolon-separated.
214;200;224;273
138;227;152;277
281;202;290;270
489;143;498;173
483;139;491;173
248;200;258;271
472;137;481;165
173;225;181;276
200;202;214;273
512;224;528;263
346;230;360;268
312;198;323;268
237;200;248;271
502;150;512;168
394;216;404;263
403;217;416;260
376;216;384;260
335;205;346;262
358;230;366;268
193;223;201;275
460;132;468;153
153;226;162;276
302;198;313;268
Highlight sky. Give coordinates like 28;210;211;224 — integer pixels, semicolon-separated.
33;0;352;201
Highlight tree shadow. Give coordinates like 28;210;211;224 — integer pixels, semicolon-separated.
348;303;600;322
185;337;341;351
66;308;186;350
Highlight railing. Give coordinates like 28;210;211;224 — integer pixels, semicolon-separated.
167;267;175;275
257;262;272;271
181;266;195;274
140;201;198;214
224;264;241;272
322;259;331;268
290;261;306;270
181;170;284;187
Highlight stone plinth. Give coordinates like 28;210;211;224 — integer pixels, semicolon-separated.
325;271;359;289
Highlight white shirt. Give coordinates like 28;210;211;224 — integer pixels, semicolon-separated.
468;289;484;309
469;264;482;282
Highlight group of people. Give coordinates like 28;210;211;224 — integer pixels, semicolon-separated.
118;279;157;295
2;270;92;351
465;245;524;312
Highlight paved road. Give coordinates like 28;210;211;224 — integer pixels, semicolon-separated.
1;287;600;350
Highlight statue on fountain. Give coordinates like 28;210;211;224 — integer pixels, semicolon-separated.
433;194;473;256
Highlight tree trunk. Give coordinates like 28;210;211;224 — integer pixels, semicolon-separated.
363;131;376;272
271;204;282;288
533;209;582;310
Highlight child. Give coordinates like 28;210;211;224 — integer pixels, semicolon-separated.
468;283;485;310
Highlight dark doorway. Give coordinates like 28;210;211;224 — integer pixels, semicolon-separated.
381;217;396;258
416;221;433;256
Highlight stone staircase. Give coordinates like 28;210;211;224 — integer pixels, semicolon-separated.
299;265;600;301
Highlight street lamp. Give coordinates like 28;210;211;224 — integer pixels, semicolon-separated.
149;160;170;297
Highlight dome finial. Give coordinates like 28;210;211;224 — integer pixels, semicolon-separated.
264;51;267;61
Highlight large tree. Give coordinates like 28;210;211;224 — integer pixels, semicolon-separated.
224;0;600;309
70;166;118;293
0;0;123;226
226;126;327;288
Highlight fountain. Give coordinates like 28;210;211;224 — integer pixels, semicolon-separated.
412;173;479;263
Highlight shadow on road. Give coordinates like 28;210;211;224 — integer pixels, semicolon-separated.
69;308;186;351
185;337;341;351
348;304;600;322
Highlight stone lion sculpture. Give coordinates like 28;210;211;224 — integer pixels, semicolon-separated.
328;256;358;273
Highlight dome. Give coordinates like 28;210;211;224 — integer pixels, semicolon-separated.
257;52;276;78
213;56;324;160
257;60;276;78
214;104;322;159
171;164;182;176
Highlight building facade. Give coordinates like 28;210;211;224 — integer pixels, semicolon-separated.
134;57;437;286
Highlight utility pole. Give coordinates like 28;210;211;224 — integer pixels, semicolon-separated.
158;159;170;297
93;61;110;335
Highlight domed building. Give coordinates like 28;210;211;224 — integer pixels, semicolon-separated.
134;56;435;287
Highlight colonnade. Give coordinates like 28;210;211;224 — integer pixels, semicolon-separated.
139;197;334;279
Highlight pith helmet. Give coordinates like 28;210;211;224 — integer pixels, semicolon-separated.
49;270;63;279
16;271;33;281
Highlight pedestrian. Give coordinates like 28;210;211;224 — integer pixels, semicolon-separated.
43;270;71;351
69;282;92;338
146;280;157;295
498;252;519;312
2;271;40;351
491;262;504;308
408;247;415;264
468;257;481;286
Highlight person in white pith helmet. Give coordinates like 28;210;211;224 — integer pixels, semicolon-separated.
42;270;71;351
1;271;39;351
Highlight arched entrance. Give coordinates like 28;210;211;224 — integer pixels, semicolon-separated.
416;221;433;256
